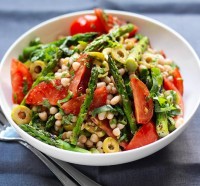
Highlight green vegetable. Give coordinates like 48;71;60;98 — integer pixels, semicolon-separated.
71;67;99;145
150;67;163;97
91;105;124;117
156;112;169;138
126;36;149;72
45;115;56;130
84;24;134;52
20;124;90;153
108;56;137;134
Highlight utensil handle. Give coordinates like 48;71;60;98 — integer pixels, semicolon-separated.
50;157;101;186
19;141;77;186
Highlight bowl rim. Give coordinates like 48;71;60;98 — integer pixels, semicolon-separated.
1;9;200;165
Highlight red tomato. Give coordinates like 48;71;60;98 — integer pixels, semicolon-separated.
95;8;138;36
25;79;68;105
70;15;104;35
172;68;184;96
11;58;33;104
126;121;158;150
89;86;107;110
62;95;85;115
62;86;107;115
130;77;154;124
163;77;184;115
69;54;91;98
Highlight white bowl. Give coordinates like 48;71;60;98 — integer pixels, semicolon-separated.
1;10;200;166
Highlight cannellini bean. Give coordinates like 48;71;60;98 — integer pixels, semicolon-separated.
72;62;80;71
102;76;111;84
110;95;121;105
117;124;125;130
66;131;72;139
106;100;111;105
107;94;113;100
98;112;107;120
49;107;58;115
39;111;47;121
32;106;37;112
85;139;93;148
54;126;60;131
55;120;62;127
55;72;62;79
107;112;114;120
110;123;117;129
77;142;84;148
97;82;106;88
157;64;165;72
60;57;69;65
71;116;77;123
61;64;68;71
118;68;126;76
96;141;103;148
164;65;172;72
55;112;62;120
113;127;121;137
78;135;87;144
61;78;70;87
167;76;173;81
90;134;99;143
111;87;117;94
106;85;112;93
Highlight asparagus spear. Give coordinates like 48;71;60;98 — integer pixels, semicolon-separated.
71;67;99;145
84;24;134;52
20;124;90;153
108;56;137;134
126;36;149;73
156;112;169;138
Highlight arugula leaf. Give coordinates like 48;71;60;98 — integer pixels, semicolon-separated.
45;115;56;130
91;105;124;117
150;67;163;97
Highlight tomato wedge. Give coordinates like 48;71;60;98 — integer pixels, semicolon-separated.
69;54;91;97
172;67;184;96
11;58;33;104
126;121;158;150
163;77;184;115
95;8;138;36
25;79;68;105
130;77;153;124
89;86;107;110
62;86;107;115
70;15;104;35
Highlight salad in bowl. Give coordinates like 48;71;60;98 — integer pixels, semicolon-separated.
10;9;184;154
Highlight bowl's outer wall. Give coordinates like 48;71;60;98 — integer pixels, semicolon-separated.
1;10;200;165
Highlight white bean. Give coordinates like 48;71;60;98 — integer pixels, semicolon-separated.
49;107;58;115
55;120;62;127
113;127;121;137
107;94;113;100
90;134;99;143
118;68;125;76
72;62;80;71
55;72;62;79
97;82;106;88
117;123;125;130
55;112;62;120
78;135;87;144
102;76;111;84
107;112;114;120
39;111;47;121
110;95;121;105
61;78;70;87
96;141;103;148
85;139;93;148
98;112;107;120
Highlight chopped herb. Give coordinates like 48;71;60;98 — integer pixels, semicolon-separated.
22;80;29;95
42;99;51;108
